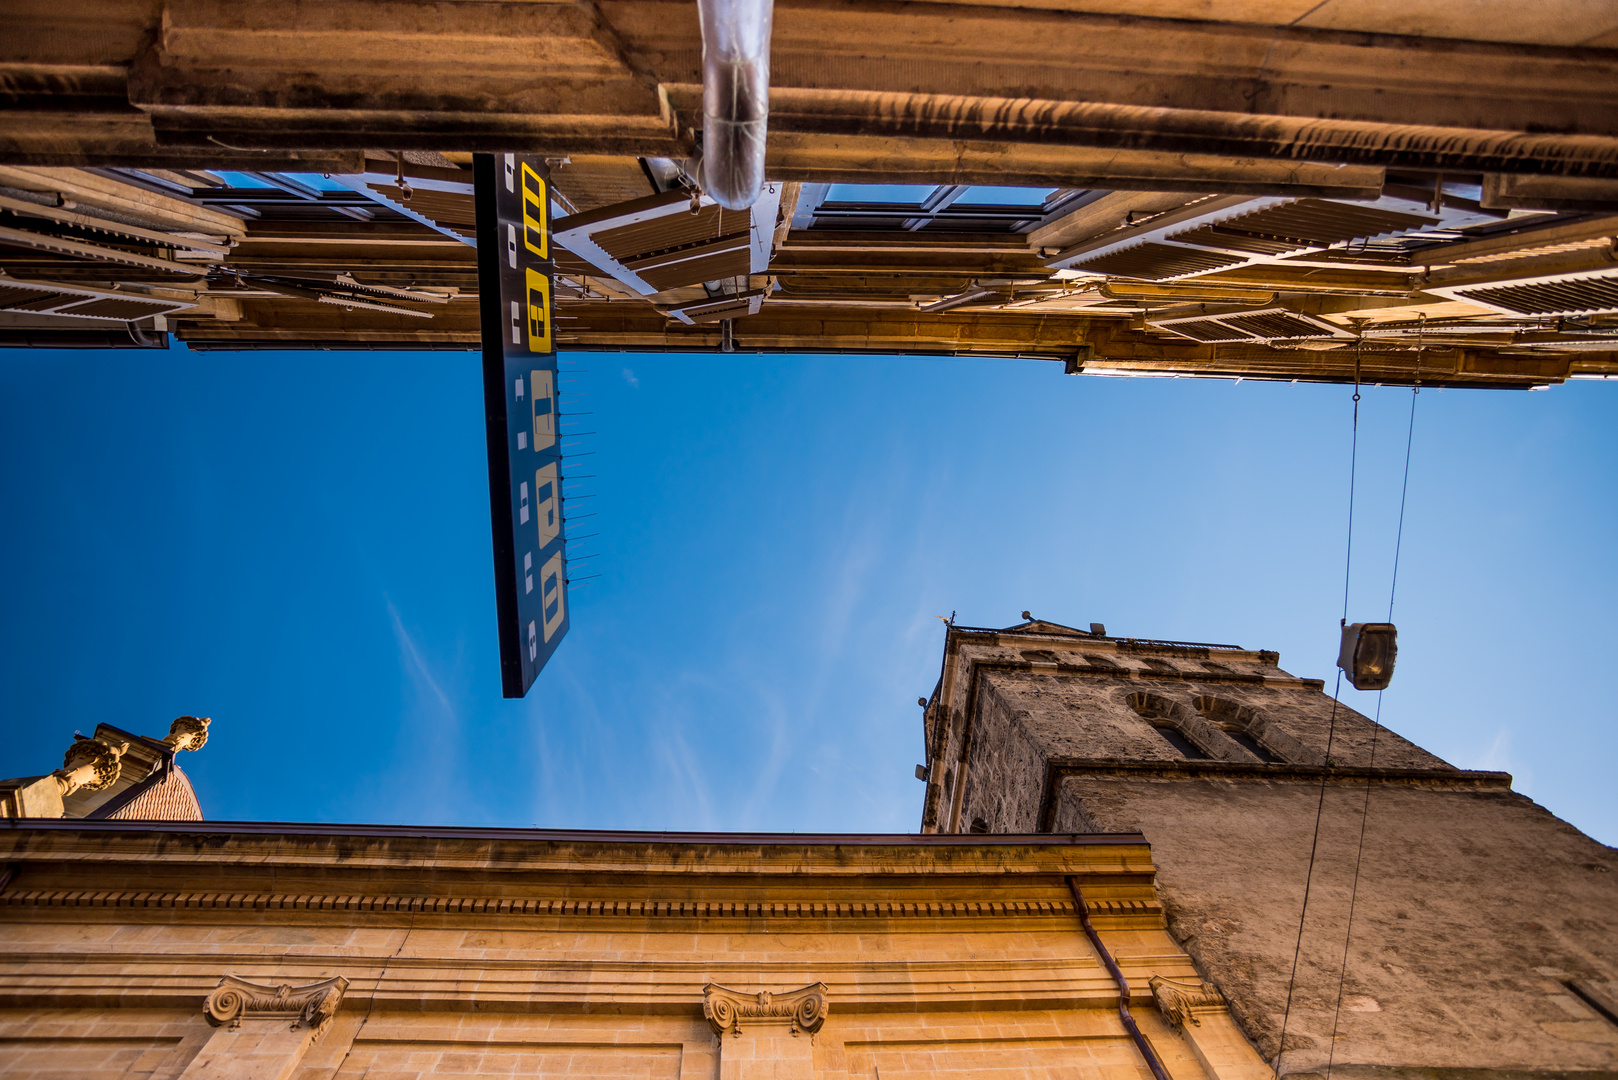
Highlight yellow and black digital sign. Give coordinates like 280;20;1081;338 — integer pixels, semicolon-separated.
476;152;569;698
521;162;548;259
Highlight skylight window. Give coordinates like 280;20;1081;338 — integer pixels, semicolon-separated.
823;184;937;204
801;183;1075;233
209;171;275;189
955;186;1055;206
281;173;352;192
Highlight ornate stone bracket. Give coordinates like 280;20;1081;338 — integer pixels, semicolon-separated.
703;982;829;1038
1149;974;1225;1030
203;975;349;1042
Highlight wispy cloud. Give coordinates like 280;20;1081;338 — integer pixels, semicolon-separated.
652;719;717;829
1474;726;1533;792
622;367;640;389
387;597;457;719
382;596;473;824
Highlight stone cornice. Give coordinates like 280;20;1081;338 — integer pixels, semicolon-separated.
967;656;1324;691
0;952;1195;1013
1036;758;1513;830
704;982;829;1036
1043;758;1512;787
0;886;1160;923
0;823;1153;877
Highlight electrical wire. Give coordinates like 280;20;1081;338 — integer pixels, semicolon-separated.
1273;333;1363;1075
1324;356;1421;1079
1273;669;1345;1076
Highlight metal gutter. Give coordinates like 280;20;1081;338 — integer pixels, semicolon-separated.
1068;875;1173;1080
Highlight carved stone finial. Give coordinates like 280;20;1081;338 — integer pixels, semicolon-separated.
164;715;211;752
52;735;128;798
704;982;829;1037
203;975;349;1042
1149;974;1224;1030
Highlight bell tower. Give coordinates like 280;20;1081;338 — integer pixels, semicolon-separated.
917;615;1617;1078
918;615;1442;836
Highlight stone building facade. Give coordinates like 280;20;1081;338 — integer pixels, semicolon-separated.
919;618;1618;1076
0;824;1268;1080
0;616;1613;1080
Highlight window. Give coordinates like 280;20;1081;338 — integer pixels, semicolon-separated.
824;183;935;204
1224;727;1280;763
1126;691;1211;760
1151;725;1211;760
956;185;1055;206
208;170;276;189
796;183;1084;233
1192;695;1286;764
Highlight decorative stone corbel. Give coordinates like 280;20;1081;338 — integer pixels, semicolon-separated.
203;975;349;1043
1149;974;1225;1030
703;982;829;1038
52;735;128;798
164;715;211;753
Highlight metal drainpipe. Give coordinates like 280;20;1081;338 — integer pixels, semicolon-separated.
696;0;772;209
1067;876;1173;1080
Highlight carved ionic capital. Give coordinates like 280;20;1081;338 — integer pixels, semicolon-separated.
164;715;211;752
52;735;128;798
203;975;349;1042
1149;974;1224;1030
703;982;829;1037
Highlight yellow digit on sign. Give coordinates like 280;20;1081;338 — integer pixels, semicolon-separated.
520;163;548;259
525;268;551;353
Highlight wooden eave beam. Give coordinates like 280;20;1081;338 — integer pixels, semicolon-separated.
746;2;1618;140
10;0;1618;184
760;131;1387;198
0;165;245;237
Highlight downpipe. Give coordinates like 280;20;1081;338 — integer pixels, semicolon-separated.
697;0;773;209
1067;876;1174;1080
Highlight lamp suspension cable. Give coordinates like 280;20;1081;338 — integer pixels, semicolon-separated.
1323;320;1423;1079
1273;330;1364;1075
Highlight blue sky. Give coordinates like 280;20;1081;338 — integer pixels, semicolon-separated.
1;343;1614;844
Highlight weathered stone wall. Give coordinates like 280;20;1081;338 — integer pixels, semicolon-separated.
929;623;1618;1079
957;677;1054;832
1053;775;1618;1074
985;671;1448;773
